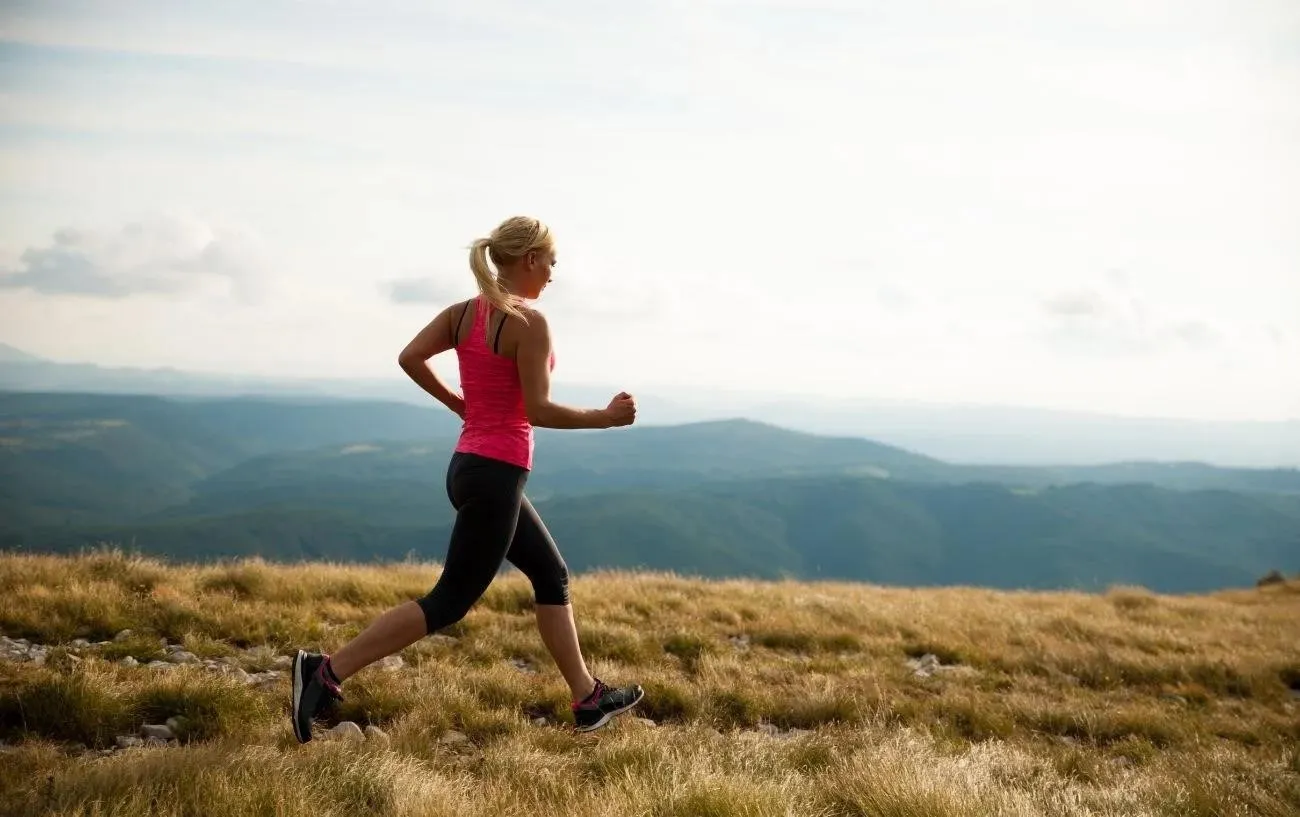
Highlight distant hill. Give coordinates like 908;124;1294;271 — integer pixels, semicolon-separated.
2;391;1299;593
533;476;1300;592
949;460;1300;495
0;391;458;527
13;471;1300;593
3;341;1297;467
0;343;41;364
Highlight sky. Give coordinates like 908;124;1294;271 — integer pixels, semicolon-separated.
0;0;1297;422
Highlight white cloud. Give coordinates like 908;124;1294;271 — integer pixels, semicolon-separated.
0;0;1296;421
1042;290;1112;318
0;215;262;301
1035;275;1238;357
384;276;458;305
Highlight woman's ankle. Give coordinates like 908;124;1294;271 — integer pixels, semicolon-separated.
571;676;599;703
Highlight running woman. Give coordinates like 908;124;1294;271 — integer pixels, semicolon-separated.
291;215;644;742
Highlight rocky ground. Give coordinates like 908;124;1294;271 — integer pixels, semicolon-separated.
1;629;302;755
0;628;978;756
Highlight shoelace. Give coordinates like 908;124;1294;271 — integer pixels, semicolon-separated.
573;678;606;709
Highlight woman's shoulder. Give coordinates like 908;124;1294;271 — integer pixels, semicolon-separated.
442;296;478;318
514;303;549;328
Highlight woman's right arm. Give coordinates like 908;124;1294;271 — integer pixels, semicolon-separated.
516;311;636;429
397;303;466;419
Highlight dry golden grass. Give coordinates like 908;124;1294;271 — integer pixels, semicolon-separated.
1;548;1297;816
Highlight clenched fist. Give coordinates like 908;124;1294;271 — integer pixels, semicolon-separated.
602;392;637;428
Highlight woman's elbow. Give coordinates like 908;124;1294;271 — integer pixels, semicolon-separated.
524;402;549;427
397;348;421;370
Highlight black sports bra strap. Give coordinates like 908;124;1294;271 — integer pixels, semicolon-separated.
492;311;508;354
452;300;471;346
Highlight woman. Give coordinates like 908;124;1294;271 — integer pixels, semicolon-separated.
291;215;644;742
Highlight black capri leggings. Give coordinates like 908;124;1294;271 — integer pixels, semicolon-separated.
414;451;570;634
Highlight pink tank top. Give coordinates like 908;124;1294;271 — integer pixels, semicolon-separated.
453;296;554;470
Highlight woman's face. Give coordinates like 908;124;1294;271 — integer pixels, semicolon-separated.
520;247;556;299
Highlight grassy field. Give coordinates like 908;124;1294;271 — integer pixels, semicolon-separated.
0;549;1297;816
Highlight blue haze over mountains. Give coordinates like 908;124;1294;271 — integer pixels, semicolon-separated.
1;342;1298;594
2;342;1296;468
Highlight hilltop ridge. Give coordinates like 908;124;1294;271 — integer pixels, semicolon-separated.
0;550;1296;815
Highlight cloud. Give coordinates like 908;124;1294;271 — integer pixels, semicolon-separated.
384;276;460;305
0;215;262;301
1041;289;1110;317
1171;319;1220;347
1037;277;1226;355
875;286;916;311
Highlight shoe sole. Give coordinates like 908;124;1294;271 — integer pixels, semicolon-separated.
291;649;308;744
573;687;645;733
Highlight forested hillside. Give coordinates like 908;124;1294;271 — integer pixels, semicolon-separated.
2;391;1298;593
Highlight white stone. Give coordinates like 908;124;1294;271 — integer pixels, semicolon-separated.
438;730;469;745
378;655;405;671
904;652;977;679
329;721;365;742
113;630;134;642
115;735;143;749
140;724;174;741
166;651;199;664
364;725;391;747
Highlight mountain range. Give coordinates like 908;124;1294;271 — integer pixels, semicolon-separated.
2;388;1297;594
2;341;1297;468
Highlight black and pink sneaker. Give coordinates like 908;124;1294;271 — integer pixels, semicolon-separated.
572;678;644;733
291;650;343;743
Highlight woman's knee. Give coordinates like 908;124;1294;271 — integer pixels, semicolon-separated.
414;587;475;634
531;562;570;606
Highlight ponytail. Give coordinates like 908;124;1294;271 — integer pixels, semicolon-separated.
468;237;527;323
467;215;553;334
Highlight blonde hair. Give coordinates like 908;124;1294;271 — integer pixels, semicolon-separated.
468;215;554;323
